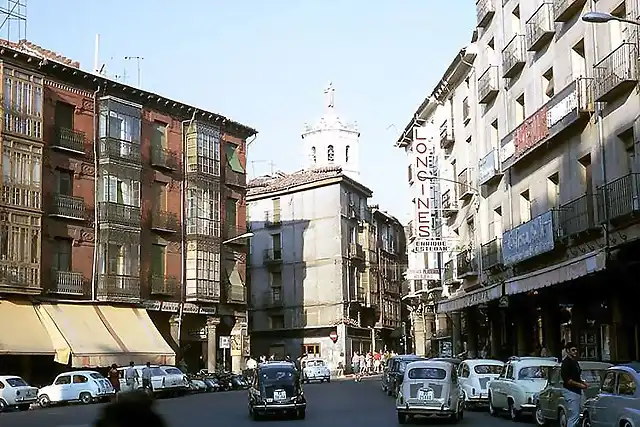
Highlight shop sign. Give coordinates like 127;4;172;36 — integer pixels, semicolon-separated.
437;283;503;313
199;306;217;315
182;303;199;314
406;268;440;280
141;300;161;311
161;302;180;313
502;210;556;265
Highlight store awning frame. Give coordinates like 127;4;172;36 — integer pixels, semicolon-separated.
0;300;54;356
437;283;503;313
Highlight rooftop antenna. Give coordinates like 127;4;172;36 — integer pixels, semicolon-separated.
250;160;277;176
124;56;144;87
0;0;27;42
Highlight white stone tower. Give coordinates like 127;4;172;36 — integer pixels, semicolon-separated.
302;82;360;179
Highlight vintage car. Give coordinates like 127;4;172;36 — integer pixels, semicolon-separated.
396;360;464;424
38;370;114;407
535;361;612;427
432;358;463;369
383;354;426;397
488;356;559;421
458;359;504;408
248;361;306;420
0;375;38;412
582;363;640;427
302;358;331;383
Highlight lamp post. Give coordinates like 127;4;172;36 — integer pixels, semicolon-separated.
582;11;640;26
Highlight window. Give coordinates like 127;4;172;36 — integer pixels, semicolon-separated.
1;140;42;209
600;372;616;393
311;146;316;163
186;250;221;299
187;186;220;236
270;271;282;287
345;146;350;162
99;175;141;206
54;101;74;129
542;68;554;100
55;169;73;196
52;238;72;271
490;120;499;149
572;40;586;79
271;233;281;251
459;364;470;378
474;365;503;375
409;368;446;380
151;244;165;277
547;173;559;209
153;181;167;210
186;123;220;175
327;145;335;162
0;212;40;271
73;375;88;384
515;94;525;127
226;198;237;230
99;105;140;143
151;122;167;149
3;66;43;139
225;142;244;173
54;375;71;385
506;364;514;379
99;243;139;276
511;5;520;34
302;344;320;355
270;315;285;329
4;377;27;387
519;190;531;224
518;366;548;380
618;373;637;395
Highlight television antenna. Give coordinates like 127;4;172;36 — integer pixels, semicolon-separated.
0;0;27;42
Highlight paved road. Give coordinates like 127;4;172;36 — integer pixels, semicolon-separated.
0;376;526;427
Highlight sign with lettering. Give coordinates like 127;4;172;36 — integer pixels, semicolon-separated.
182;303;199;314
161;301;180;313
502;210;557;265
406;268;440;281
437;283;503;313
141;300;161;311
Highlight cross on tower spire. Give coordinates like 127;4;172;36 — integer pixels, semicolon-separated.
324;82;335;109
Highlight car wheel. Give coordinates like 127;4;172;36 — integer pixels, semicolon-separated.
0;399;7;412
79;392;92;405
326;377;330;383
535;403;548;426
508;399;520;421
558;408;567;427
581;413;591;427
488;394;497;416
621;421;632;427
297;408;306;419
251;408;261;421
397;412;407;424
38;394;50;408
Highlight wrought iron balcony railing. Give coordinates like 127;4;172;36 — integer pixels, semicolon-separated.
224;224;248;243
50;193;86;220
478;66;499;103
225;168;247;188
502;35;526;78
593;42;639;102
263;248;283;265
265;210;281;227
98;137;142;164
98;202;141;227
0;262;40;292
150;147;179;170
263;289;284;308
476;0;495;27
49;270;87;295
597;173;640;223
96;274;140;300
52;127;86;154
457;168;475;201
441;189;459;217
481;238;503;270
526;3;555;51
440;120;454;149
559;194;599;237
151;210;179;232
150;275;180;296
456;249;479;277
553;0;587;22
349;243;364;260
443;260;456;284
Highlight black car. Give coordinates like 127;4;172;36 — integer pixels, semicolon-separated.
384;355;426;397
248;362;306;421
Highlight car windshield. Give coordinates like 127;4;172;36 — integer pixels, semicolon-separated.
151;367;166;376
164;368;183;375
5;377;28;387
518;366;549;380
306;360;324;367
89;373;104;380
582;369;605;385
474;365;503;375
408;368;446;380
261;369;296;386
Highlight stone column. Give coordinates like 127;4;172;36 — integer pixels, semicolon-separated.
413;311;426;357
169;315;180;351
451;312;462;357
206;317;220;372
466;307;478;358
425;312;435;356
231;316;247;374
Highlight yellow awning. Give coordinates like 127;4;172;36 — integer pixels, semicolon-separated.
97;306;175;366
0;300;54;355
36;303;124;367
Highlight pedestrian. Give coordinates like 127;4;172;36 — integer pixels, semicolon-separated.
141;362;153;394
560;341;588;427
124;361;139;392
108;364;121;399
351;352;361;381
94;390;167;427
365;352;373;375
336;352;345;377
374;351;381;373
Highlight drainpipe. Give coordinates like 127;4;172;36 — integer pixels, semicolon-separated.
91;86;101;301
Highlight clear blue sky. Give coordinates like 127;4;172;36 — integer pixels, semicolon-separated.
25;0;475;223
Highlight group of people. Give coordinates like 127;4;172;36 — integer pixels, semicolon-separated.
106;361;155;398
351;350;393;381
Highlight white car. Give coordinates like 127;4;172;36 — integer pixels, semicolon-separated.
118;365;179;396
0;375;38;412
159;366;190;395
38;370;114;407
488;356;559;421
458;359;504;407
302;359;331;383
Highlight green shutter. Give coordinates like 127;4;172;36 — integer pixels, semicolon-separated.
225;143;245;173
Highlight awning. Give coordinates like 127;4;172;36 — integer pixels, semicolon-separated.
437;283;503;313
97;306;175;365
0;300;54;355
505;249;606;296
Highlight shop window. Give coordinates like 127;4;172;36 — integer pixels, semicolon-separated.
303;344;320;356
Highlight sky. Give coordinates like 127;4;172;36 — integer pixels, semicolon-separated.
18;0;476;223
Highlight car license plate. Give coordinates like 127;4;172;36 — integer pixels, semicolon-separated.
274;389;287;400
418;389;434;401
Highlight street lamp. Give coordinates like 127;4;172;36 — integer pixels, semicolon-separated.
582;11;640;26
222;232;254;245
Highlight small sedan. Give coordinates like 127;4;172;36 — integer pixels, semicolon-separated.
302;359;330;383
38;371;114;407
582;363;640;427
0;375;38;412
248;362;306;421
458;359;504;408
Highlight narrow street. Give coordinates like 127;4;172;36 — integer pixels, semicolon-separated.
1;377;522;427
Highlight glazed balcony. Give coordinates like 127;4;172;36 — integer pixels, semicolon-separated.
457;168;475;201
51;127;86;154
526;3;555;51
49;194;86;220
150;275;180;297
481;238;503;270
0;262;40;294
441;189;459;218
478;149;502;186
98;137;141;165
440;120;454;149
185;218;219;237
597;173;640;223
349;243;365;261
478;66;499;104
225;167;247;188
594;42;639;102
456;249;479;278
150;147;179;171
265;209;281;227
263;248;283;266
185;280;220;303
49;270;88;296
476;0;495;27
559;194;599;237
443;260;457;285
151;210;179;233
96;274;140;301
263;289;284;308
97;202;141;227
502;35;526;78
554;0;587;22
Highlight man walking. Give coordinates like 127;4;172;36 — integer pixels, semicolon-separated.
141;362;153;394
124;361;139;392
561;342;588;427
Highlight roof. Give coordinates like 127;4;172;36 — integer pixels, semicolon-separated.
578;361;613;370
391;354;425;361
407;360;453;370
247;166;372;199
616;363;640;373
464;359;504;366
259;361;296;370
0;38;257;138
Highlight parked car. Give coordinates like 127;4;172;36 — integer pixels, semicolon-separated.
488;356;559;420
383;355;426;397
302;358;331;383
458;359;504;408
159;366;190;396
396;359;464;424
38;371;114;407
535;361;612;427
248;361;306;420
117;365;178;397
432;358;463;368
582;363;640;427
0;375;38;412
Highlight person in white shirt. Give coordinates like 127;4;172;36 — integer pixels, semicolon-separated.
141;362;153;393
124;361;139;391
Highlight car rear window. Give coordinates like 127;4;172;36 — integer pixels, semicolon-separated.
306;360;324;367
582;369;605;385
164;368;182;375
408;368;447;380
474;365;503;375
5;377;27;387
151;367;166;376
518;366;549;380
90;373;105;379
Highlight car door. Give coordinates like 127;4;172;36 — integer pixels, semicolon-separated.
543;368;560;417
494;363;513;409
608;372;637;426
458;363;470;396
71;374;89;400
591;371;616;427
52;375;72;402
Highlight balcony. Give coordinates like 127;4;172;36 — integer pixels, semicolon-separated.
462;98;470;125
478;66;499;104
150;147;179;171
593;42;639;102
554;0;587;22
502;35;526;78
224;225;248;245
478;149;502;186
0;262;40;293
263;248;283;266
185;280;220;303
51;127;86;154
441;189;459;217
440;120;454;149
476;0;495;27
456;249;479;278
559;194;599;237
526;3;555;51
481;238;503;270
98;202;141;227
186;218;219;237
96;274;140;301
597;173;640;224
49;194;86;220
49;270;87;295
265;210;281;227
443;260;457;285
225;168;247;188
457;168;475;201
263;289;284;308
406;221;414;240
98;137;141;165
151;210;179;233
349;243;365;261
150;275;180;297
